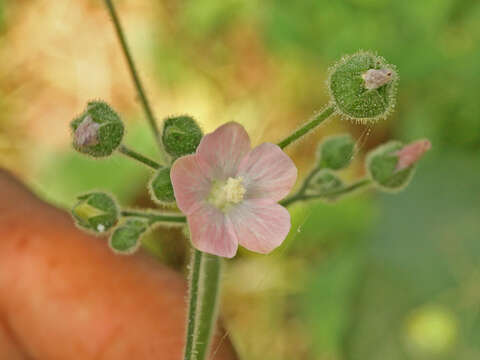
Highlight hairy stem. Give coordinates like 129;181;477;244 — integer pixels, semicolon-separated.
184;250;222;360
281;178;372;207
193;253;221;360
121;210;186;223
184;249;202;360
277;105;335;149
103;0;167;162
118;145;161;169
295;165;323;197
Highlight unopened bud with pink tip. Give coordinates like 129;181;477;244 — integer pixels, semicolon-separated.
367;139;431;192
70;101;124;157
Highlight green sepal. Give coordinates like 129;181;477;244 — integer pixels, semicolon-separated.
366;141;415;192
306;169;344;201
71;101;124;157
71;192;119;234
161;115;203;159
109;218;149;255
318;134;355;170
149;166;176;204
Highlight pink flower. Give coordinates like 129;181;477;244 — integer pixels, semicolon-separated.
170;122;297;258
395;139;431;171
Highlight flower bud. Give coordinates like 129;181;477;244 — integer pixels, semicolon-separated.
109;218;149;255
71;192;119;233
71;101;124;157
307;169;343;201
149;166;175;204
328;51;398;123
317;134;355;170
367;139;431;192
161;115;203;159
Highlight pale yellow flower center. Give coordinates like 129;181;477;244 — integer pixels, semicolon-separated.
208;176;246;212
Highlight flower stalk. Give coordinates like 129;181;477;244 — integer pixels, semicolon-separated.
277;105;335;149
184;250;222;360
280;178;372;207
118;145;161;169
121;210;186;223
184;249;202;360
103;0;168;164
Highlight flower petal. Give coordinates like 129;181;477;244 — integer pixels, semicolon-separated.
237;143;297;201
196;122;251;181
395;139;431;171
228;199;291;254
170;154;211;215
188;205;238;258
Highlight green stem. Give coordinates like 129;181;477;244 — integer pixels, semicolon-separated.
103;0;167;162
277;105;335;149
184;250;222;360
121;210;186;223
193;253;221;360
184;249;202;360
281;179;372;207
118;145;161;170
295;165;323;197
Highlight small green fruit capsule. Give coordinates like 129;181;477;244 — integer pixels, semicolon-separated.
149;166;175;204
109;219;149;255
162;115;203;158
328;51;398;123
367;139;430;192
307;169;344;201
71;192;119;233
318;134;355;170
71;101;124;157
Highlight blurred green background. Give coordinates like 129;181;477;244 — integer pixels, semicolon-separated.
0;0;479;359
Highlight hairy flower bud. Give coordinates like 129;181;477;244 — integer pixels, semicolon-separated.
71;101;124;157
109;218;149;255
71;192;119;233
149;166;176;204
317;134;355;170
328;51;398;123
367;139;431;192
306;169;344;201
161;115;203;159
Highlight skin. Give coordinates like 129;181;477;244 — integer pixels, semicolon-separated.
0;169;236;360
